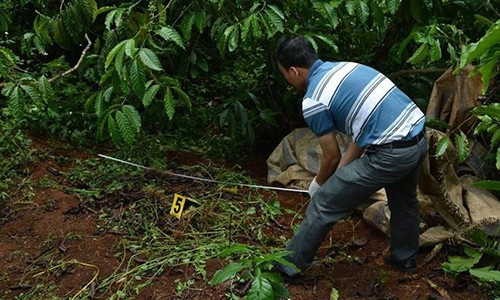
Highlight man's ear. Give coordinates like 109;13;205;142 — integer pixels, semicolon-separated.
289;66;299;77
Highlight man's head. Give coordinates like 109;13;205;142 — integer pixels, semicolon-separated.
276;36;318;91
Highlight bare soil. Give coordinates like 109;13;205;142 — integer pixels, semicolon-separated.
0;136;489;300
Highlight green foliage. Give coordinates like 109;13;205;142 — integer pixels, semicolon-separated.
473;103;500;170
0;0;499;164
459;19;500;94
210;244;295;299
442;229;500;293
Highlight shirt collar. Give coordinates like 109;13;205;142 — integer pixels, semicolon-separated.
307;59;324;85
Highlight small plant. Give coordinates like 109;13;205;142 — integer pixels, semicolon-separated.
442;229;500;296
210;243;297;300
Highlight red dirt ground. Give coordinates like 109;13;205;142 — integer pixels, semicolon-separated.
0;136;490;299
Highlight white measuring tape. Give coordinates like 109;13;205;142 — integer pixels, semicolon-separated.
98;154;308;194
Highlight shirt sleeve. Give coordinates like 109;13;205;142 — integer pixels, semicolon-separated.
302;97;335;136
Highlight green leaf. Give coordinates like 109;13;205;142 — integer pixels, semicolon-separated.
173;86;192;109
387;0;399;14
473;105;500;119
115;110;135;144
209;262;247;285
180;13;195;41
264;7;284;33
474;180;500;191
156;26;185;49
107;114;122;145
130;60;146;98
21;85;42;104
478;56;497;94
470;267;500;283
163;88;175;120
442;247;482;274
267;5;284;20
429;39;442;62
491;126;500;147
460;20;500;68
270;281;289;298
105;40;127;69
435;136;451;158
138;48;163;71
105;9;117;30
497;147;500;170
142;84;160;108
426;118;449;132
101;87;113;105
124;39;136;58
247;269;274;300
194;11;206;33
314;34;338;53
8;86;23;119
454;132;469;163
330;287;340;300
408;43;429;65
0;46;17;65
122;105;141;133
223;25;238;52
250;14;262;39
219;244;251;257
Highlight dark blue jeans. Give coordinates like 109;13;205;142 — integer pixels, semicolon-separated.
279;136;428;276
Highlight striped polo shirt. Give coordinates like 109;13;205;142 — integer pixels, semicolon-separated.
302;60;425;147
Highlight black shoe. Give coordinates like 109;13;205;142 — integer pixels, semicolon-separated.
383;255;416;273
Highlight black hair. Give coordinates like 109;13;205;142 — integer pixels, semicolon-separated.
276;36;318;69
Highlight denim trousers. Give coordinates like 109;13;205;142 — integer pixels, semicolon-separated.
279;136;428;276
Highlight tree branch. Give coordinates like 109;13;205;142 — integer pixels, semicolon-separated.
48;34;92;83
0;34;92;89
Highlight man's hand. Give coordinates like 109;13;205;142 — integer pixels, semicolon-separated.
308;176;321;197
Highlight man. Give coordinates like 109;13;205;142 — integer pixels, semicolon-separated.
274;36;428;280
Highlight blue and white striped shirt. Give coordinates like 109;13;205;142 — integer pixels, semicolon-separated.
303;60;425;147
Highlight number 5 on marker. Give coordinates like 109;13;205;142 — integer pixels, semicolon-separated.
170;194;186;219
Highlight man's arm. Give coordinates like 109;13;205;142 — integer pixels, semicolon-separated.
338;141;365;169
315;132;341;185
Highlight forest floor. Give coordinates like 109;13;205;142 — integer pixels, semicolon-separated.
0;133;491;300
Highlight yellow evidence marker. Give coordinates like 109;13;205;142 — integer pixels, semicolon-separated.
170;194;200;219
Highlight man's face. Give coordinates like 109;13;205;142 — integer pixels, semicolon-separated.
279;64;306;92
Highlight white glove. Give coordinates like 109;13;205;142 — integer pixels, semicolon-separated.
308;176;321;197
